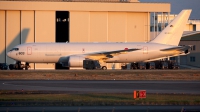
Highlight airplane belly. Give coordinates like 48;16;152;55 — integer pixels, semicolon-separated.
44;55;60;63
116;52;142;63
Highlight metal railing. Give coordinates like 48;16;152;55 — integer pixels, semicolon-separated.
188;19;200;24
152;19;200;24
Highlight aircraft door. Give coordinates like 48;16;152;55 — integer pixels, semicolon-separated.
27;47;32;55
142;46;149;60
143;46;148;54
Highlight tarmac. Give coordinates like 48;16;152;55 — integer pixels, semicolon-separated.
0;80;199;94
179;64;200;69
1;106;200;112
0;69;200;111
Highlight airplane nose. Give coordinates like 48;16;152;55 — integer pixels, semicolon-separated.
7;52;11;58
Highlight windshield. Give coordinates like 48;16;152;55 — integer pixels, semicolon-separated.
94;61;100;66
10;48;19;51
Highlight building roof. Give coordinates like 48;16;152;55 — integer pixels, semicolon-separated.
0;0;138;2
0;0;170;12
181;32;200;41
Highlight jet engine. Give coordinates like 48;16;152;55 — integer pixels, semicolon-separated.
184;50;189;54
68;56;85;67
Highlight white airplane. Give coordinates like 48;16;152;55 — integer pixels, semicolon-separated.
7;9;191;70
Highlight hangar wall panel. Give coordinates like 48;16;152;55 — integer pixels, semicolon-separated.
70;11;149;43
6;11;20;64
35;63;55;69
21;11;34;43
90;12;107;42
144;13;149;42
184;24;193;31
108;12;126;42
0;11;6;63
35;11;55;69
196;25;200;31
127;12;148;42
21;11;35;69
70;11;90;42
35;11;55;42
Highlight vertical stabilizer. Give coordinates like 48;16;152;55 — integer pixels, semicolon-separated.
150;10;192;46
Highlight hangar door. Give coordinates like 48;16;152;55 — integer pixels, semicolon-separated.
56;11;69;69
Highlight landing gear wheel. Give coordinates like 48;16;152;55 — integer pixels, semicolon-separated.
25;62;30;70
16;61;21;70
102;66;107;70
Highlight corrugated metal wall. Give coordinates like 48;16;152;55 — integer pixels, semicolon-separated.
70;12;149;42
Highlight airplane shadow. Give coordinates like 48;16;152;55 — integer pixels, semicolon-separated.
0;28;29;64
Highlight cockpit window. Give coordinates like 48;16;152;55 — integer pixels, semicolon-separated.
10;48;19;51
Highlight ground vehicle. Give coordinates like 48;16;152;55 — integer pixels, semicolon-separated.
9;64;15;70
121;63;127;70
131;63;138;69
168;61;179;69
83;60;101;70
161;62;168;69
0;63;8;70
138;62;146;69
146;62;155;69
129;60;178;70
172;62;179;69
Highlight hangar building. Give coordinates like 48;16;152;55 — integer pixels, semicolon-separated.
0;0;170;69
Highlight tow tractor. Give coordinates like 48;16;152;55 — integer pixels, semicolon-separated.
83;60;102;70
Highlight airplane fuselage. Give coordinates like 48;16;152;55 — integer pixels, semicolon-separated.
7;42;181;65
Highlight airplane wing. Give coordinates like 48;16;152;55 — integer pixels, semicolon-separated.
84;48;141;60
86;48;140;55
160;45;191;52
59;48;141;63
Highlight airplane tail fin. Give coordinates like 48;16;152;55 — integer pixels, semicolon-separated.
150;9;192;46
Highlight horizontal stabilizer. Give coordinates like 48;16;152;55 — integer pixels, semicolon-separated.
160;46;191;52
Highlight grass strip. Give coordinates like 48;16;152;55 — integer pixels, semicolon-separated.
0;92;200;106
1;70;200;80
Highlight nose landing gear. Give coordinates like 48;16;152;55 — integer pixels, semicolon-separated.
9;61;30;70
25;62;30;70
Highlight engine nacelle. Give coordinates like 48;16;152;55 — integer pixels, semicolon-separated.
185;50;189;54
68;56;85;67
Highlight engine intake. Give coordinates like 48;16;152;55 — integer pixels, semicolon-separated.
184;50;189;54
